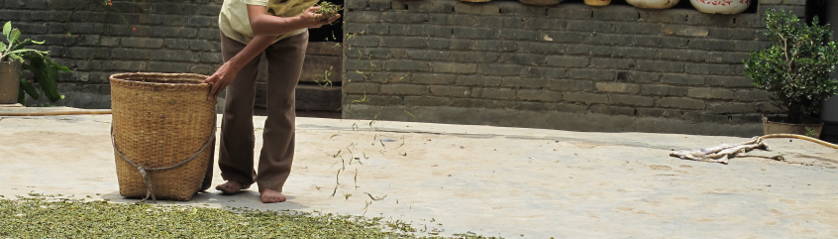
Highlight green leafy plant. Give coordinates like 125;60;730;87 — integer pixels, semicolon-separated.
22;54;71;103
0;21;70;104
0;22;46;63
744;9;838;124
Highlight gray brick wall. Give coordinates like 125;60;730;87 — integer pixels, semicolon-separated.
1;0;224;108
342;0;807;137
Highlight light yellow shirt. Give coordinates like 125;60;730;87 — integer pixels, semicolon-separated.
218;0;317;44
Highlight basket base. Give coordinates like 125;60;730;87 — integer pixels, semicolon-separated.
119;191;198;201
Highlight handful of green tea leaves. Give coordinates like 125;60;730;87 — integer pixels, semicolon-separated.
315;1;342;19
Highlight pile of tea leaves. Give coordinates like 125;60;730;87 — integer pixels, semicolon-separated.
315;1;342;18
0;197;494;239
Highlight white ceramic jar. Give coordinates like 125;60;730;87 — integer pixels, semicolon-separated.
690;0;751;14
626;0;680;9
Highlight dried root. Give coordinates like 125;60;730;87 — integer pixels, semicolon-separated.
670;134;837;164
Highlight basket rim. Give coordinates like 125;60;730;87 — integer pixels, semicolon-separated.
110;72;210;89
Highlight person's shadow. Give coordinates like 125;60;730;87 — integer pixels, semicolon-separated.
101;190;308;211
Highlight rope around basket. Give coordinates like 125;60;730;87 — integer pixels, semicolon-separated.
109;126;216;201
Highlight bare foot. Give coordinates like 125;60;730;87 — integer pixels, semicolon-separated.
215;181;248;195
260;189;287;203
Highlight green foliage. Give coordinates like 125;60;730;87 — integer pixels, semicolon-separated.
0;21;70;104
744;10;838;123
22;54;71;102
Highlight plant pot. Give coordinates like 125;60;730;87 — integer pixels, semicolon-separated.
690;0;751;14
584;0;611;7
626;0;680;9
519;0;562;6
823;96;838;142
762;117;823;138
0;61;20;104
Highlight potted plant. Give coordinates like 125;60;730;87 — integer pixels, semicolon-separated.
822;96;838;142
0;21;69;105
744;9;838;137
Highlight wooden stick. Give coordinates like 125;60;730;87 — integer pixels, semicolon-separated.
670;134;837;164
0;110;112;116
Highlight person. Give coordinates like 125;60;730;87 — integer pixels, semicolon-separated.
202;0;340;203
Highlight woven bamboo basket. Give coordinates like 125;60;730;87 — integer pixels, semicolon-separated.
110;73;216;201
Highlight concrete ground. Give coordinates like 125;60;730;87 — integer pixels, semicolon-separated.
1;112;837;238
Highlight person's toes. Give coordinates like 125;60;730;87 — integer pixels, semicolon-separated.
260;195;286;203
260;190;287;203
215;181;243;195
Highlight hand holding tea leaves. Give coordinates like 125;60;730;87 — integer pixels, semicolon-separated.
205;1;342;98
300;2;342;29
314;1;342;19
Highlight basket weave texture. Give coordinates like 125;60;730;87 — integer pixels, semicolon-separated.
110;73;216;201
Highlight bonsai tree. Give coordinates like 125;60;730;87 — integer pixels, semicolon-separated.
0;21;69;104
744;9;838;124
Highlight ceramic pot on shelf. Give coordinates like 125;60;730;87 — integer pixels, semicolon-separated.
626;0;680;9
690;0;751;15
0;61;20;104
584;0;611;7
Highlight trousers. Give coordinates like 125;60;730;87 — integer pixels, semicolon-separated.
215;31;308;192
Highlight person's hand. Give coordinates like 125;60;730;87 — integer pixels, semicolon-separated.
203;62;240;100
316;14;341;28
299;6;341;29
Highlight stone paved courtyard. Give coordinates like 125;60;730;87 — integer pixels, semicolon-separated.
1;113;837;238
